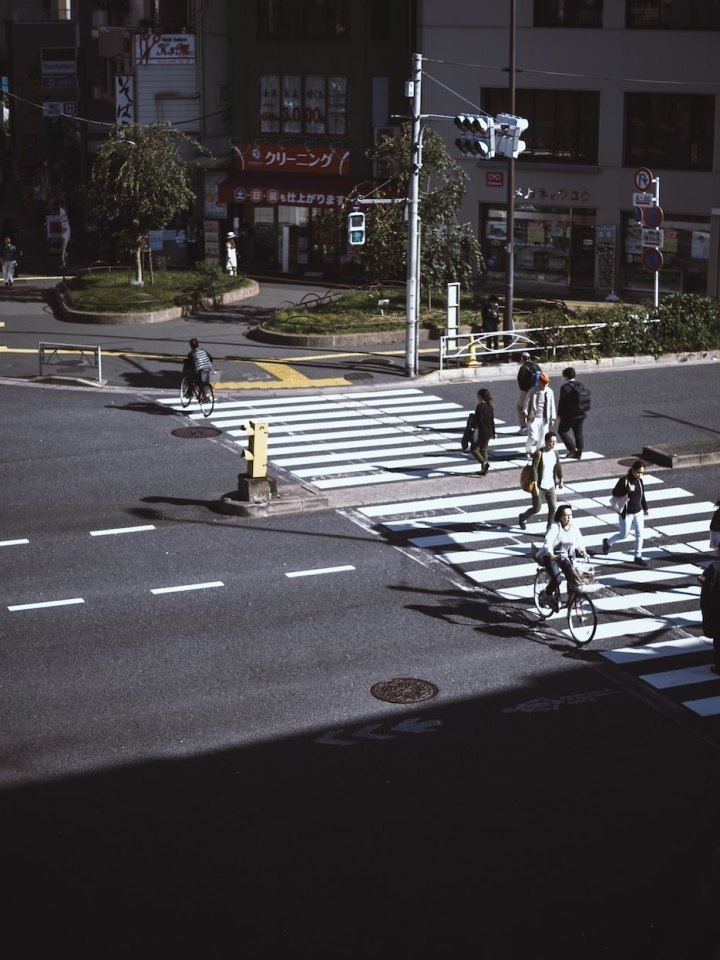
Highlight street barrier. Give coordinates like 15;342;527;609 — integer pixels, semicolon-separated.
38;342;103;382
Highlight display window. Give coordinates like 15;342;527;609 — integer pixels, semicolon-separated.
620;213;710;295
483;205;597;291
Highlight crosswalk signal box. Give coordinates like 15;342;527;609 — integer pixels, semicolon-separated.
348;212;366;246
242;420;269;478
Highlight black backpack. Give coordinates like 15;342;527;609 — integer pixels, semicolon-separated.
572;381;592;415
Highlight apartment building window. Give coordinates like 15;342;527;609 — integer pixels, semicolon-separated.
626;1;720;29
260;75;347;135
534;0;603;27
258;0;349;39
483;89;599;164
46;0;73;19
625;93;714;170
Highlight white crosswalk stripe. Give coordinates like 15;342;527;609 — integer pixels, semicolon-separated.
158;389;604;489
349;475;719;719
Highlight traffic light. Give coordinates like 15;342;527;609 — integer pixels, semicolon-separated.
348;211;366;246
494;113;529;159
454;113;495;159
241;420;269;479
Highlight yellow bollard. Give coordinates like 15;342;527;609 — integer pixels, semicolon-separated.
464;340;480;366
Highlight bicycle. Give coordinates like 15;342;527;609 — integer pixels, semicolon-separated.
179;372;214;417
532;556;598;646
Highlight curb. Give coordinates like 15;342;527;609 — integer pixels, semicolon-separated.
54;280;260;325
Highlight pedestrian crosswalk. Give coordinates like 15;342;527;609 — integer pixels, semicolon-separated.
158;388;604;490
349;475;719;719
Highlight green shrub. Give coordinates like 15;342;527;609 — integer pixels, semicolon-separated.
654;293;720;352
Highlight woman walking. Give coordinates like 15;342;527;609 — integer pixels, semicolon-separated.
602;461;649;566
469;388;496;476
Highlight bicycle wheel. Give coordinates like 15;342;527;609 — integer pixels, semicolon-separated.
567;593;597;646
533;567;554;618
180;375;192;408
199;381;214;417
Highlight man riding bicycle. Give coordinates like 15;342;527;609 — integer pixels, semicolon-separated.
536;503;589;607
183;337;213;395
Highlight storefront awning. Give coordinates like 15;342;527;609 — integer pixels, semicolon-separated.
217;172;371;208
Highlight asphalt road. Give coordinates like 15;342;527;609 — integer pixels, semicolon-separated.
2;371;720;957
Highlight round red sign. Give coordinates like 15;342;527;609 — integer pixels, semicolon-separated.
643;205;663;228
634;167;654;191
642;247;664;273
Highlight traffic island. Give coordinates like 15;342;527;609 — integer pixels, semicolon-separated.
642;439;720;468
218;475;329;517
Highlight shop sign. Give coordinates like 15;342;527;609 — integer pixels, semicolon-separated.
135;34;195;65
486;171;504;187
41;48;77;88
42;102;77;117
232;143;350;176
232;185;348;208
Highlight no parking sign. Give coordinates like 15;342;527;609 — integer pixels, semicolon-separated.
633;167;654;192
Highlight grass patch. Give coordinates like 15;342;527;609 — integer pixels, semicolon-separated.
62;266;251;313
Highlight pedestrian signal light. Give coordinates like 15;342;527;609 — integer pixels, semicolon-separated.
241;420;269;479
454;113;495;159
348;211;366;246
494;113;529;159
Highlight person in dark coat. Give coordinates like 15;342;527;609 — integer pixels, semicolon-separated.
470;387;496;476
481;294;500;352
557;366;588;460
698;543;720;674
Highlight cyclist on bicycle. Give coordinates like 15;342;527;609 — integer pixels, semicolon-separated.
183;337;213;396
536;503;589;607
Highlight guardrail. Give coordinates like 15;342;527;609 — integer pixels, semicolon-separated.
38;341;103;382
439;315;656;369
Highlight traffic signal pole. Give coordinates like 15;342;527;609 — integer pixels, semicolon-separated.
405;52;423;379
504;0;517;341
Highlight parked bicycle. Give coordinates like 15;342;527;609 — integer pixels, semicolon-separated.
532;556;598;645
179;373;214;417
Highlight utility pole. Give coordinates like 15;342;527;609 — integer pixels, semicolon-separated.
504;0;517;340
405;52;422;378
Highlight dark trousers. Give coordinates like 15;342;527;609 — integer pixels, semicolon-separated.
559;416;585;454
520;485;557;528
471;441;489;466
544;554;575;593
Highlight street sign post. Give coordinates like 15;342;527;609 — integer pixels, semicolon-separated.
634;167;654;192
643;205;663;229
642;247;664;272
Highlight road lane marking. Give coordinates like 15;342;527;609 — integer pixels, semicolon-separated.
90;525;156;537
150;581;224;595
285;565;355;578
8;597;85;612
1;539;29;547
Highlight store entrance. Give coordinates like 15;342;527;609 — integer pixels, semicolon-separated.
570;218;596;290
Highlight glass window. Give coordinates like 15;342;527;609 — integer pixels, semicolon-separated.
483;89;599;164
260;75;347;135
621;212;709;294
258;0;349;39
626;1;720;29
624;93;714;171
534;0;603;27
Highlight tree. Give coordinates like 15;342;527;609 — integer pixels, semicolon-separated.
87;123;206;284
347;124;484;300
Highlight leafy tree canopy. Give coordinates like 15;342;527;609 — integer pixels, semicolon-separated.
87;122;206;255
348;123;484;294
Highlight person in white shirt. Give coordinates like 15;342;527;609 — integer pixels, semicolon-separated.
536;503;589;606
518;431;563;530
523;373;556;457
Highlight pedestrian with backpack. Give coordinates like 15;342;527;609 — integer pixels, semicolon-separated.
698;542;720;674
516;352;542;432
558;366;591;460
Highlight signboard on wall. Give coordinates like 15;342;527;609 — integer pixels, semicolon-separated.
231;143;350;176
135;34;196;65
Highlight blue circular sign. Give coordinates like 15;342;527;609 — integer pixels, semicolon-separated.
642;247;664;272
643;205;663;228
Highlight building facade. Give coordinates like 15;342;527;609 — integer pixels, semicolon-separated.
215;0;414;275
419;0;720;299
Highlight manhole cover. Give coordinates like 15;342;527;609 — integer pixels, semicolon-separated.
370;677;438;704
172;426;222;439
345;371;373;381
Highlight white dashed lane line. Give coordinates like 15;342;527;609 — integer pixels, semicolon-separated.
285;565;356;579
8;597;85;612
89;525;156;537
150;581;224;595
1;539;29;547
